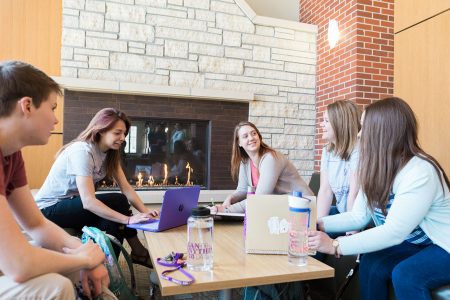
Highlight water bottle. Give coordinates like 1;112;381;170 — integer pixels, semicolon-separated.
288;191;310;266
187;206;214;271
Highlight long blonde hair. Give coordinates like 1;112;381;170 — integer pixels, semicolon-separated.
326;100;361;160
57;108;130;179
230;121;276;181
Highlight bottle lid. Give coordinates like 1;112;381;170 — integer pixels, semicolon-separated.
291;191;302;197
191;206;211;217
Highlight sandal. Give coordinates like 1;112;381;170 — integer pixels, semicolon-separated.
131;251;153;269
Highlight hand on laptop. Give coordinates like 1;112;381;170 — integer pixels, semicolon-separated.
144;209;159;217
128;213;151;224
222;198;232;207
209;204;225;215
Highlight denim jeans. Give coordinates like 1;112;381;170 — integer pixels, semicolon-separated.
359;241;450;300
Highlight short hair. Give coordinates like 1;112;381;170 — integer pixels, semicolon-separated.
0;61;61;117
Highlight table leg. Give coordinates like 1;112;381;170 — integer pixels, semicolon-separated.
218;289;232;300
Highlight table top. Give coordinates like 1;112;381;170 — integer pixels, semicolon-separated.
144;222;334;296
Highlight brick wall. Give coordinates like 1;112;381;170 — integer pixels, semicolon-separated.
60;0;318;180
299;0;394;170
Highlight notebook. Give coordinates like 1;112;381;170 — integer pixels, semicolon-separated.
127;186;200;232
213;211;245;222
245;194;316;254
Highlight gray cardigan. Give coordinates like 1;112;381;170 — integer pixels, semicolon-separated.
225;151;313;213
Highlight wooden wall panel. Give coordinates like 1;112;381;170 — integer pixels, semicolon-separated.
1;0;62;188
21;134;63;189
395;0;449;33
0;0;61;75
394;11;450;174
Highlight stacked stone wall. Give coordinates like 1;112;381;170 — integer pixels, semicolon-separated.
61;0;317;177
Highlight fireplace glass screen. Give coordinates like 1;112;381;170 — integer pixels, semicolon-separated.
100;118;209;190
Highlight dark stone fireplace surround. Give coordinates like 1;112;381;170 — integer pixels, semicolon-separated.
63;90;249;190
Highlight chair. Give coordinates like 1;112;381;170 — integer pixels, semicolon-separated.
308;172;359;300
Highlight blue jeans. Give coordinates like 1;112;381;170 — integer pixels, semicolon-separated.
359;241;450;300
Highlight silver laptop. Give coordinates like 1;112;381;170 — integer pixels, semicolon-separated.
245;194;316;254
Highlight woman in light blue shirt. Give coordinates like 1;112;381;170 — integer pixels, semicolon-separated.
318;100;361;218
309;97;450;300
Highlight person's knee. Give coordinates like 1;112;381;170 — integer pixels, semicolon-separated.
33;273;75;300
392;262;415;291
108;194;131;214
360;254;389;282
53;274;76;300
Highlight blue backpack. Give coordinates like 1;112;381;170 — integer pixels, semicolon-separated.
81;226;138;300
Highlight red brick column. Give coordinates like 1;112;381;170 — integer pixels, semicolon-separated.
299;0;394;170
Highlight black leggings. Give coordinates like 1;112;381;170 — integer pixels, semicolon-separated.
41;193;137;257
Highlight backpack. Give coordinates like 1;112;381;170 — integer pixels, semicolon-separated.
81;226;138;300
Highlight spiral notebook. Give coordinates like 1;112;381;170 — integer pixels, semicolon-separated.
245;194;316;254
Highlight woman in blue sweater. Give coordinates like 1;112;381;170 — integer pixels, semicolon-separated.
309;97;450;300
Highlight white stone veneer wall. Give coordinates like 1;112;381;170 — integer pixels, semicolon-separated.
61;0;317;178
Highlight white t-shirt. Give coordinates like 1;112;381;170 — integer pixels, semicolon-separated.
320;146;359;213
35;142;107;209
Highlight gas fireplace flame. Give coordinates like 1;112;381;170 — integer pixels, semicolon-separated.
137;172;144;187
163;164;168;185
186;162;193;186
126;162;197;189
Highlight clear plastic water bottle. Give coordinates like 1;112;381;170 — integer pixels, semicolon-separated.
187;206;214;271
288;191;310;266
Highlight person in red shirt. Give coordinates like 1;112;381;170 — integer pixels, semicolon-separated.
0;61;108;299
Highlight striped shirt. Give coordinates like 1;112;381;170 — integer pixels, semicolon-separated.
374;194;432;245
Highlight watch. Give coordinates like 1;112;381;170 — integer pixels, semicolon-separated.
332;239;341;258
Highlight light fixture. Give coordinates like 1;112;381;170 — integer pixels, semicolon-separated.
328;19;340;49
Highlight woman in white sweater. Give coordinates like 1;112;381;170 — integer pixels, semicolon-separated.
309;97;450;300
212;121;312;213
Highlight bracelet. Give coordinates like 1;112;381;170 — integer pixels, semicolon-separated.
127;217;130;225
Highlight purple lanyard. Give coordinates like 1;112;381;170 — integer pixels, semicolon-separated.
157;252;195;286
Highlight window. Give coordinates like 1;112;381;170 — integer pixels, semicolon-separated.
124;125;137;153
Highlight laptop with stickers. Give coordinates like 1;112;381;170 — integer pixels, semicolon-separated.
245;194;316;254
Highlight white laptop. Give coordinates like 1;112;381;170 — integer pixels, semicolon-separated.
245;194;316;255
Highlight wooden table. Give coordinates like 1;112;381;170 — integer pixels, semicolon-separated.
144;222;334;297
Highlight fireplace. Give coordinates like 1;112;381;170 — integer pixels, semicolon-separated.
114;117;209;189
63;90;249;190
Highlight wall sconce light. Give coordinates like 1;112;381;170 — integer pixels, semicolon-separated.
328;19;339;49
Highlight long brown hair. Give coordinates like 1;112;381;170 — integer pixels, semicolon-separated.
326;100;361;160
230;121;276;181
57;108;131;179
359;97;449;214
